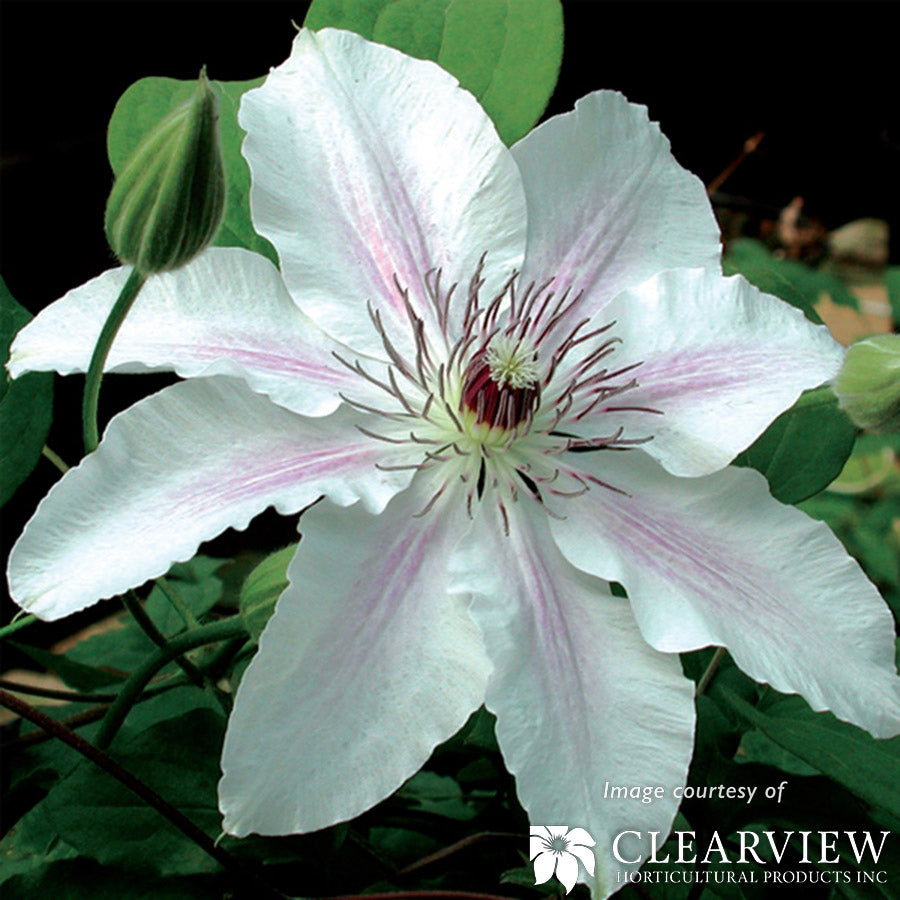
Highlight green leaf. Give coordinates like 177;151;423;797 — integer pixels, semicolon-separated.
717;689;900;822
724;239;821;319
2;860;225;900
367;826;441;869
0;277;53;507
501;865;565;896
396;771;478;821
120;684;223;736
63;614;159;677
305;0;564;145
40;709;225;876
11;642;126;692
829;434;900;496
885;266;900;323
6;686;216;804
239;544;295;643
144;556;227;637
107;77;276;265
446;705;499;754
733;385;856;504
0;802;79;887
737;728;819;777
47;557;230;678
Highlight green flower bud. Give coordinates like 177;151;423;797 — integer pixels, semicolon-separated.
105;68;226;274
834;334;900;432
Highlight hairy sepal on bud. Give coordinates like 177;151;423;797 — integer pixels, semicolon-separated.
834;334;900;432
105;68;226;274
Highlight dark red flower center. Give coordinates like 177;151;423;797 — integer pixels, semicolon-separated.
461;349;540;432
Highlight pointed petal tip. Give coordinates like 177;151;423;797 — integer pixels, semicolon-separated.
555;852;579;893
566;826;596;847
569;843;596;876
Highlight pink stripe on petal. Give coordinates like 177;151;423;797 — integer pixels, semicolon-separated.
239;29;526;357
220;479;489;836
171;342;350;384
9;377;411;620
513;92;719;331
9;248;369;418
551;450;900;738
449;498;694;897
570;269;844;476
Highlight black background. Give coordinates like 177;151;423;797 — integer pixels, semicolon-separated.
1;0;897;629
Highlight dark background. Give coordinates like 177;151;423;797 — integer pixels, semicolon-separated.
1;0;897;631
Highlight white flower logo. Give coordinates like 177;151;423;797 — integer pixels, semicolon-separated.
531;826;596;894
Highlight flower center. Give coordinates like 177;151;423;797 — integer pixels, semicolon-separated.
461;334;540;432
549;835;569;853
337;262;659;527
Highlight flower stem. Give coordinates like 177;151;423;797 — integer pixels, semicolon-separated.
1;675;185;752
122;590;231;714
121;590;206;688
0;688;285;899
396;832;521;876
0;613;37;640
706;131;765;195
0;678;119;703
41;444;70;474
695;647;727;696
1;704;110;751
95;616;246;750
82;266;146;454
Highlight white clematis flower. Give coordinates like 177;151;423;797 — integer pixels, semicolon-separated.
531;825;596;894
8;28;900;897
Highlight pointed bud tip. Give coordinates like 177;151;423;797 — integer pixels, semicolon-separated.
104;67;226;274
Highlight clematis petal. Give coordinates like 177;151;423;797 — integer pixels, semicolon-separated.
532;851;557;885
568;844;596;877
239;28;526;357
582;268;844;476
555;853;579;894
529;833;549;860
9;377;413;620
8;247;370;418
551;450;900;738
512;90;720;332
449;498;695;897
566;827;596;848
219;478;489;835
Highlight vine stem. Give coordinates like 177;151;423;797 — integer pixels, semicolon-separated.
695;647;727;697
96;616;246;750
0;613;37;640
0;678;119;703
1;704;109;751
82;266;146;454
397;832;521;876
706;130;765;195
121;590;207;689
77;265;231;710
41;444;70;473
0;688;284;900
